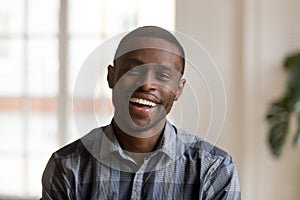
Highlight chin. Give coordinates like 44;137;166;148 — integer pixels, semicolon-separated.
134;118;166;132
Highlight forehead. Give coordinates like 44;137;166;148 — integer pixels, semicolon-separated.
116;36;181;54
115;37;182;72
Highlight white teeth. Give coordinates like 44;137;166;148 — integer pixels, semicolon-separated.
130;97;157;107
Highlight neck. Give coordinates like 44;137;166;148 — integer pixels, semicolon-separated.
112;119;165;153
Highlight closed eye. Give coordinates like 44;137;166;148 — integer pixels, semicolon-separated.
127;67;141;75
156;72;172;82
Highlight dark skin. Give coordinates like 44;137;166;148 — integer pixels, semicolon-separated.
107;37;185;155
112;120;163;153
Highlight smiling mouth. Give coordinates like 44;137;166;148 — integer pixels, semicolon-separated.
129;97;157;107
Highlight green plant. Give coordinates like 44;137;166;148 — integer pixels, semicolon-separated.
266;52;300;157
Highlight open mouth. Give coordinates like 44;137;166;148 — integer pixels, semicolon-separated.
129;97;157;107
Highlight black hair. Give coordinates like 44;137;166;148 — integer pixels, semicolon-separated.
114;26;185;75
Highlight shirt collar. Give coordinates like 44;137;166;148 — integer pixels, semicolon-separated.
95;119;177;161
158;120;177;160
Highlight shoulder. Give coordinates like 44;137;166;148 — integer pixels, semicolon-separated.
46;127;106;171
53;127;103;158
42;128;101;199
175;128;241;197
42;128;103;183
176;128;235;167
54;139;85;157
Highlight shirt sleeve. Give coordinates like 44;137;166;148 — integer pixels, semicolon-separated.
41;153;74;200
202;155;241;200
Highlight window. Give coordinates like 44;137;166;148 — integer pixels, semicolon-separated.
0;0;174;198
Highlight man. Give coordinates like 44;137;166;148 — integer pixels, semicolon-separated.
42;26;241;199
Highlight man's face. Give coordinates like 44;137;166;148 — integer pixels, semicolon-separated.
108;37;185;134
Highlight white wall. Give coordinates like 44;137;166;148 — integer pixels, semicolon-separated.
176;0;300;199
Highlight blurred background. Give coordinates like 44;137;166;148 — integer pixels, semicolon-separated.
0;0;300;199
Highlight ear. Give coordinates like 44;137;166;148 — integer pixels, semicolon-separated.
174;78;186;101
107;65;115;89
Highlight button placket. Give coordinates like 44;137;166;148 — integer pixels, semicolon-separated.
130;172;143;200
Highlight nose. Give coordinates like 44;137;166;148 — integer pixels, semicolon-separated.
138;70;158;91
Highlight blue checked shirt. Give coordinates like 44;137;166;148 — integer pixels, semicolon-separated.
42;120;241;199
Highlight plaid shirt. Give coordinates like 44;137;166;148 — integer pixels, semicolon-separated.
42;120;241;200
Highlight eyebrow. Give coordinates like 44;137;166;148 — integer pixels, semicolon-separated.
124;58;145;65
124;58;173;72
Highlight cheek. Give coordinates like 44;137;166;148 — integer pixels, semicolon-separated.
164;100;175;115
160;81;179;97
160;88;176;108
115;74;138;89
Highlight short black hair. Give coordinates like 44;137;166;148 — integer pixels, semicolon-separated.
114;26;185;75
